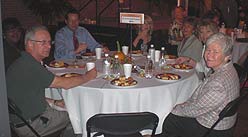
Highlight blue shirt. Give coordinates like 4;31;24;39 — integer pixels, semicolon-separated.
54;26;101;59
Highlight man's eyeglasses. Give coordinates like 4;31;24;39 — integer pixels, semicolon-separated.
30;40;52;46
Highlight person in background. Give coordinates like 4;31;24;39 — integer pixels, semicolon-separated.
177;17;203;62
132;15;153;51
201;10;221;26
54;8;108;59
176;20;219;77
168;6;186;46
7;25;97;137
2;17;24;70
121;15;164;52
162;33;239;137
215;0;238;28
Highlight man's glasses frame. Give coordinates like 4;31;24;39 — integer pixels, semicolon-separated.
30;39;52;46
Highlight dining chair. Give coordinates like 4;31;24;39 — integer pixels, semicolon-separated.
8;98;64;137
86;112;159;137
8;98;41;137
202;88;248;137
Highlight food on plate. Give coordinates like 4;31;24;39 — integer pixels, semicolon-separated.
156;73;181;80
164;55;177;59
49;61;68;68
67;64;85;68
111;76;137;87
103;75;115;81
131;50;142;54
82;52;95;56
171;64;193;70
61;73;81;78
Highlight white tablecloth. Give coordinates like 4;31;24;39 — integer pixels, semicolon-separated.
45;57;199;136
232;41;248;63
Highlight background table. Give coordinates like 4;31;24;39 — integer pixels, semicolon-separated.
232;41;248;63
46;56;199;137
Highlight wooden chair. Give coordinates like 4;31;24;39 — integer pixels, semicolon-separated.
86;112;159;137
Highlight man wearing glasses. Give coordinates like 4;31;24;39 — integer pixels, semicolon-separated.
6;25;97;137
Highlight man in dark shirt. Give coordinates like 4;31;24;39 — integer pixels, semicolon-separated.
7;25;97;137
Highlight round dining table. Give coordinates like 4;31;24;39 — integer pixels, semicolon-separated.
45;55;199;137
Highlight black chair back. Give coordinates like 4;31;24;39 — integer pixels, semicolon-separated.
202;89;248;137
8;98;41;137
86;112;159;137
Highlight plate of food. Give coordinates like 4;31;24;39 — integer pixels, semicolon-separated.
110;76;138;88
82;52;96;58
67;64;85;69
155;73;181;82
171;64;193;71
48;61;69;69
60;73;82;78
164;55;177;59
131;50;143;56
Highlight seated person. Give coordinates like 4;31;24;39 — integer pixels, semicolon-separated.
177;17;203;62
176;20;219;77
2;17;24;70
54;8;108;59
201;10;222;26
125;15;164;52
7;25;97;137
168;6;186;45
162;33;239;137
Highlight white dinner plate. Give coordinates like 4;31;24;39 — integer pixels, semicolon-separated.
131;53;143;57
110;78;138;88
155;73;181;83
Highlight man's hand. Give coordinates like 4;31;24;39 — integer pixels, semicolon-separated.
75;43;88;54
54;100;65;108
85;67;97;80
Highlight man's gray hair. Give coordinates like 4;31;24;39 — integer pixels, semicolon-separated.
205;32;233;56
24;25;48;45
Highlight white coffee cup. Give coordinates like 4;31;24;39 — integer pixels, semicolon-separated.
86;62;95;71
95;48;102;59
123;64;132;78
122;46;129;55
155;50;161;62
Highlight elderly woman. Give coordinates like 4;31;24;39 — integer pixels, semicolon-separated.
177;17;203;62
176;20;219;76
162;33;239;137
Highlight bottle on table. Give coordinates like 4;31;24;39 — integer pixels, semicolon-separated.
159;47;167;70
148;44;155;63
112;55;121;77
145;55;154;79
102;53;111;76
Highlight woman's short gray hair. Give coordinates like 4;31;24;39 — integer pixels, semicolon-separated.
205;33;233;56
24;25;48;45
